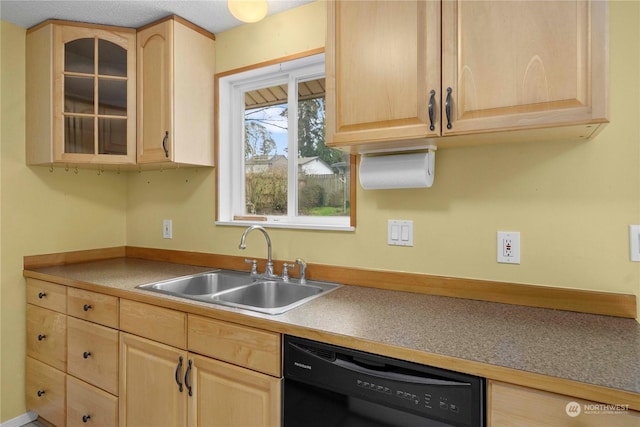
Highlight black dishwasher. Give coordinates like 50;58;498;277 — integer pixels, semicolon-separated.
283;336;485;427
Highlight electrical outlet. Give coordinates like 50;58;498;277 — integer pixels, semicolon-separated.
163;219;173;239
497;231;520;264
630;225;640;261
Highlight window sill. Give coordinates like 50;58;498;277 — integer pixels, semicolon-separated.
215;220;355;232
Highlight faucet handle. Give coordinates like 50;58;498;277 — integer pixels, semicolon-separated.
282;263;296;282
244;258;258;275
295;258;307;284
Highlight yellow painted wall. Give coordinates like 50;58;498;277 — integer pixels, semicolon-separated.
128;0;640;320
0;21;128;422
1;0;639;422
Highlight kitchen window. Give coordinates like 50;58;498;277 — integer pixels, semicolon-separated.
217;53;355;230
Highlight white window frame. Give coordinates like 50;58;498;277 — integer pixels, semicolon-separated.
217;53;354;231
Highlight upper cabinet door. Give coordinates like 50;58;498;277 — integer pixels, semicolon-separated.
326;0;441;151
26;22;136;165
137;17;215;166
137;20;174;163
442;0;608;136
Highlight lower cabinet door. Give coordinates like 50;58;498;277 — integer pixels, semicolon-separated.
67;376;118;427
26;357;66;427
119;333;188;427
188;353;281;427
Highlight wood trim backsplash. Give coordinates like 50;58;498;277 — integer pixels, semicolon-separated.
24;246;637;319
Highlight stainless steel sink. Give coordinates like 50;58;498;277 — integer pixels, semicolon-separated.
213;280;333;315
136;270;340;315
137;270;252;296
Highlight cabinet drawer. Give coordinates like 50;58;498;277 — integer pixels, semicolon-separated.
188;314;281;377
67;375;118;427
67;317;119;395
26;356;66;427
27;304;66;371
120;299;186;348
26;278;67;313
68;287;119;328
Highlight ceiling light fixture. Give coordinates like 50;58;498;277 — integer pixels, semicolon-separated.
228;0;269;23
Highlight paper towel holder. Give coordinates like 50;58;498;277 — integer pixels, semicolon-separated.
359;145;437;190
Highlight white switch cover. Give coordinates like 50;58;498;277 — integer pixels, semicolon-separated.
630;225;640;261
497;231;520;264
388;220;413;246
163;219;173;239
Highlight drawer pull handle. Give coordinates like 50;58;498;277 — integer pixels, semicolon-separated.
83;304;92;312
37;390;45;397
82;415;91;423
185;359;193;397
83;351;92;359
38;292;47;299
175;356;183;392
37;334;46;341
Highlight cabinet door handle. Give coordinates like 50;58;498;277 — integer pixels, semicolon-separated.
83;304;92;312
38;292;47;299
37;390;45;397
83;351;92;359
162;131;169;158
37;334;46;341
184;359;193;397
445;87;453;130
428;90;436;131
82;415;91;423
174;356;184;392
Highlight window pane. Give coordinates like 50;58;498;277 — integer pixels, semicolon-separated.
65;38;94;74
65;76;94;114
98;78;127;116
297;78;350;217
98;40;127;77
64;116;94;154
244;85;289;216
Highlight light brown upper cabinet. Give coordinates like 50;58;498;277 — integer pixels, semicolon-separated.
137;16;216;166
326;0;609;153
27;21;137;165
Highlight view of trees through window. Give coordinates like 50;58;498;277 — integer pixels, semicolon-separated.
243;78;350;217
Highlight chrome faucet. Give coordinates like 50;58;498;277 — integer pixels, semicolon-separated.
239;225;275;278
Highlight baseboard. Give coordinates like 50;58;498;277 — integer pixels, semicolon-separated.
1;412;37;427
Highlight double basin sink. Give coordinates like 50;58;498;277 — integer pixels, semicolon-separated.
136;269;340;315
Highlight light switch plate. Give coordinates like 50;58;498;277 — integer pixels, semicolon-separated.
388;220;413;246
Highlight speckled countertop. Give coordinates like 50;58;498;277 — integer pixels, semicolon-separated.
25;257;640;407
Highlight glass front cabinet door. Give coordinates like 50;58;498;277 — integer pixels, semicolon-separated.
27;22;136;166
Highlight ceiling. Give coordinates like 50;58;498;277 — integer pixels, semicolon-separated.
0;0;314;34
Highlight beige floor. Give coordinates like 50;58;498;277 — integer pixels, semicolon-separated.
22;421;48;427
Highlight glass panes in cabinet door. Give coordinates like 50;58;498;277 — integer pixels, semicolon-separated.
65;117;94;154
65;38;94;73
98;40;127;77
62;36;129;156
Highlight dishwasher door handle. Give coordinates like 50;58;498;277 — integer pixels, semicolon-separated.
334;357;470;387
